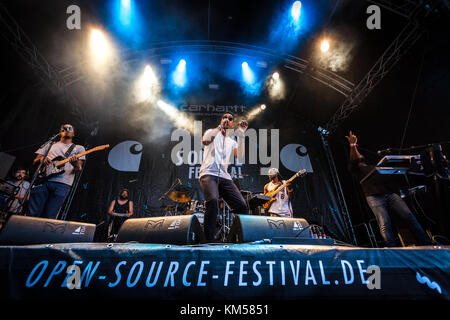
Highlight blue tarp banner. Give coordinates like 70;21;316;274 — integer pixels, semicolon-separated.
1;243;449;299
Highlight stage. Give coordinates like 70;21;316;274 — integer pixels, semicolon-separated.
1;243;449;299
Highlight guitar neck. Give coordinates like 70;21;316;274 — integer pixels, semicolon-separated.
55;148;99;166
272;175;295;196
271;171;305;196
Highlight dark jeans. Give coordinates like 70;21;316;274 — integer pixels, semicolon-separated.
28;181;71;220
199;174;248;241
366;193;431;247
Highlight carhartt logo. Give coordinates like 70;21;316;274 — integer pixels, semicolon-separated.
267;219;286;230
72;226;86;235
108;141;143;172
43;222;67;234
168;219;181;230
144;219;164;230
293;221;303;231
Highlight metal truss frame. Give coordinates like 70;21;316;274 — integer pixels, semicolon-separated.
324;1;440;135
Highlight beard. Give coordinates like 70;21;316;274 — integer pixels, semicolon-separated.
15;175;23;181
119;195;128;200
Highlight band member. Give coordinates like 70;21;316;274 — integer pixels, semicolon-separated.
263;168;294;218
199;112;249;241
28;124;85;219
346;131;431;247
6;166;30;214
107;188;134;240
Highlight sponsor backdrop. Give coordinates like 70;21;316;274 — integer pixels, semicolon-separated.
67;110;353;243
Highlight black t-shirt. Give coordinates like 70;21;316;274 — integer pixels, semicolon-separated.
348;158;398;196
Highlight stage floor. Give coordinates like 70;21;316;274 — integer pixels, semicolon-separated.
0;243;449;299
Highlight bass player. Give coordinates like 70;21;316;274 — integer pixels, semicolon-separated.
28;124;85;219
263;168;294;218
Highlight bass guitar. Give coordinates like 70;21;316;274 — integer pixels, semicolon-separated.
262;169;307;210
36;144;110;184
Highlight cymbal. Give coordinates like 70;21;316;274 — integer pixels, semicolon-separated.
168;191;191;203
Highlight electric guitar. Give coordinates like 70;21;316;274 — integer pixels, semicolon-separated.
262;169;307;210
36;144;110;184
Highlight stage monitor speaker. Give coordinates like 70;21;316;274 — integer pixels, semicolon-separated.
227;215;310;243
116;215;205;245
0;152;16;179
0;215;96;245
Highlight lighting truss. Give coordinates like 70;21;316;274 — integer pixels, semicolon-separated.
0;2;89;128
323;1;437;136
58;40;355;98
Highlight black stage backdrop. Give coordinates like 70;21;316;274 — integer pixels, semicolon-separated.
65;111;352;243
0;92;353;243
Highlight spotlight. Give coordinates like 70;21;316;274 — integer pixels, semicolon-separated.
119;0;132;26
260;104;267;110
136;64;159;103
241;61;255;84
157;100;193;131
143;65;157;84
172;59;187;88
266;72;285;101
320;40;330;52
90;29;110;59
291;1;302;21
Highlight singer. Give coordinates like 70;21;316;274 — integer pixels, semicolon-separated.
28;124;85;219
346;131;431;247
199;113;249;241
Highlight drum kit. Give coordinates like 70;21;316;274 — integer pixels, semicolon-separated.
159;177;272;241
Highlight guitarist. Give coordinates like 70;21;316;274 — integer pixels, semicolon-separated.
28;124;85;219
263;168;294;218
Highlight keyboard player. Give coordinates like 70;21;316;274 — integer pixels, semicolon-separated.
346;131;431;247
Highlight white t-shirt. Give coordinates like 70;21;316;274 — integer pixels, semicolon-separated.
36;141;86;186
267;180;292;217
199;129;238;180
7;180;30;213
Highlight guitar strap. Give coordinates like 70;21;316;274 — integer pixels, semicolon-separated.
64;143;76;158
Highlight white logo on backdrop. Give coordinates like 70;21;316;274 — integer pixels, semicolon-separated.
280;144;313;173
108;141;143;172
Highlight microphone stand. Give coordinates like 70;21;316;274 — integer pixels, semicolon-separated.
21;132;61;215
158;179;181;201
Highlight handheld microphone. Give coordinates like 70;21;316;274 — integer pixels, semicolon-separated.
223;119;229;128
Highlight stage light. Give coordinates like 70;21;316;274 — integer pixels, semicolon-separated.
265;71;285;101
241;61;255;84
321;40;330;52
172;59;187;88
157;100;193;131
246;105;265;121
119;0;132;26
291;1;302;21
135;64;160;103
90;29;110;59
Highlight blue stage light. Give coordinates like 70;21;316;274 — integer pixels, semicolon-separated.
110;0;142;47
291;1;302;21
241;61;255;84
172;59;187;88
119;0;132;26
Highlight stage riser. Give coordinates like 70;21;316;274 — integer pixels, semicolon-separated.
0;243;448;299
